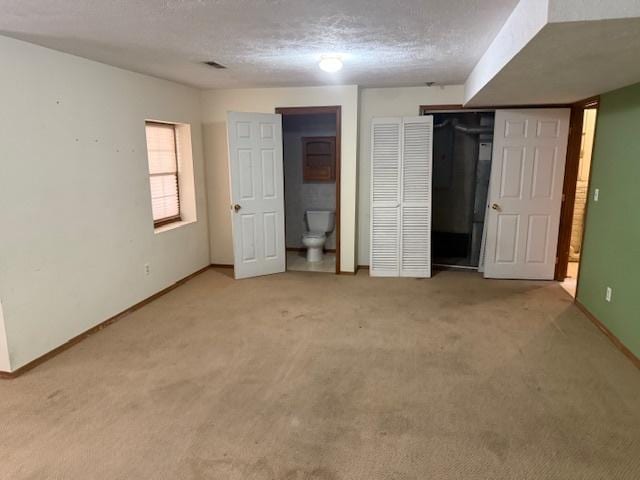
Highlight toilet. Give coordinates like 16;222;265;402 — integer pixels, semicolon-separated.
302;210;335;262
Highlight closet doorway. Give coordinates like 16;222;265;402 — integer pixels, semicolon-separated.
423;108;495;270
422;105;572;279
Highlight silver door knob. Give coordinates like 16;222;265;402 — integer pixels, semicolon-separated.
491;203;500;211
233;204;242;212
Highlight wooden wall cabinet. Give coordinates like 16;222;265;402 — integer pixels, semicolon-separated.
302;136;336;182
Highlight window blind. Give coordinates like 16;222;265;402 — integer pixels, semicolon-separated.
145;122;180;224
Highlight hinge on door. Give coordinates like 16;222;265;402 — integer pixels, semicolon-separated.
555;256;559;265
562;194;566;202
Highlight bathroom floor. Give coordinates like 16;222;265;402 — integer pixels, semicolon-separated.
561;261;580;298
286;250;336;273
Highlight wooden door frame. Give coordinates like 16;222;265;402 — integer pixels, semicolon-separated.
554;96;600;281
275;106;342;274
420;102;594;282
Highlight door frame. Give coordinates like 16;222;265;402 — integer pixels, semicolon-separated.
554;96;600;282
420;107;495;270
275;106;342;274
421;103;592;280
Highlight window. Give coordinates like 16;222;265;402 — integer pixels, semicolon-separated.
145;122;181;227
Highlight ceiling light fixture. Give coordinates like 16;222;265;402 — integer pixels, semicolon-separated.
319;56;343;73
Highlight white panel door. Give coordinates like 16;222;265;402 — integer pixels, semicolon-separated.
400;116;433;278
227;112;285;279
484;109;570;279
370;116;433;278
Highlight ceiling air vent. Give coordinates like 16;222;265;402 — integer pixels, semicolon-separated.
203;61;227;69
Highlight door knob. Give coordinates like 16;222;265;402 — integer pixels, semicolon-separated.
233;204;242;212
491;203;501;211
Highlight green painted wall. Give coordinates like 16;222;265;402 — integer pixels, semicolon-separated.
577;82;640;358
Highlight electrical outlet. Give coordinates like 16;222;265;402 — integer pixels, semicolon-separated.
605;286;612;302
594;188;599;202
144;264;151;276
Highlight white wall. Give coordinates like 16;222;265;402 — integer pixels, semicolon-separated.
549;0;640;22
200;85;359;272
0;36;210;371
0;301;10;372
357;85;465;266
464;0;549;105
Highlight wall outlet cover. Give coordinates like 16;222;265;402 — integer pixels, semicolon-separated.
594;188;599;202
605;286;612;302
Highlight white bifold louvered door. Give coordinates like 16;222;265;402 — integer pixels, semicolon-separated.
370;116;433;277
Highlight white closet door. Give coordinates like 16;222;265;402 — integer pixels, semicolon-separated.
370;116;433;278
483;109;570;279
370;118;402;276
400;116;433;278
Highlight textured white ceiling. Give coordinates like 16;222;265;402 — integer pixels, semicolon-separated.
0;0;519;89
466;17;640;106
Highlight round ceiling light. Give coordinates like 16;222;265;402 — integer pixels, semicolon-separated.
319;56;343;73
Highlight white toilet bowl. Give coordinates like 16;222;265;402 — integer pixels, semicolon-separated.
301;210;335;263
302;232;327;262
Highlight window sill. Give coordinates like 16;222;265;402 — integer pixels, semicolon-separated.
154;219;196;234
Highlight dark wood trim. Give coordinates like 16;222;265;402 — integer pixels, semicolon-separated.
210;263;233;269
275;106;341;116
0;265;213;379
357;265;369;275
573;96;600;109
276;106;342;274
555;97;600;281
419;103;572;115
419;104;465;113
575;301;640;370
335;107;342;275
555;106;586;280
154;215;182;229
286;247;336;253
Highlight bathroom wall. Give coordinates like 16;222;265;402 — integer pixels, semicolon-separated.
283;114;337;250
570;108;597;259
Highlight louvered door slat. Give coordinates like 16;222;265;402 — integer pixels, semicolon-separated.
400;117;432;278
370;116;432;278
370;119;401;276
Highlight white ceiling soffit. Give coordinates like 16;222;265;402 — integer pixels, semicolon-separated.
0;0;519;89
464;0;640;106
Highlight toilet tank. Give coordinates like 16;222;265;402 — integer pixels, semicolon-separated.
306;210;335;233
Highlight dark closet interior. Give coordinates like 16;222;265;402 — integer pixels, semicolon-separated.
431;111;495;268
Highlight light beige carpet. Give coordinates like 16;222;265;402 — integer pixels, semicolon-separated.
1;269;639;479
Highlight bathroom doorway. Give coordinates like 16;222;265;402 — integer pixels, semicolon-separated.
276;106;341;274
558;103;598;296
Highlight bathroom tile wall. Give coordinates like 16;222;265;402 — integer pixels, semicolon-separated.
283;114;337;249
